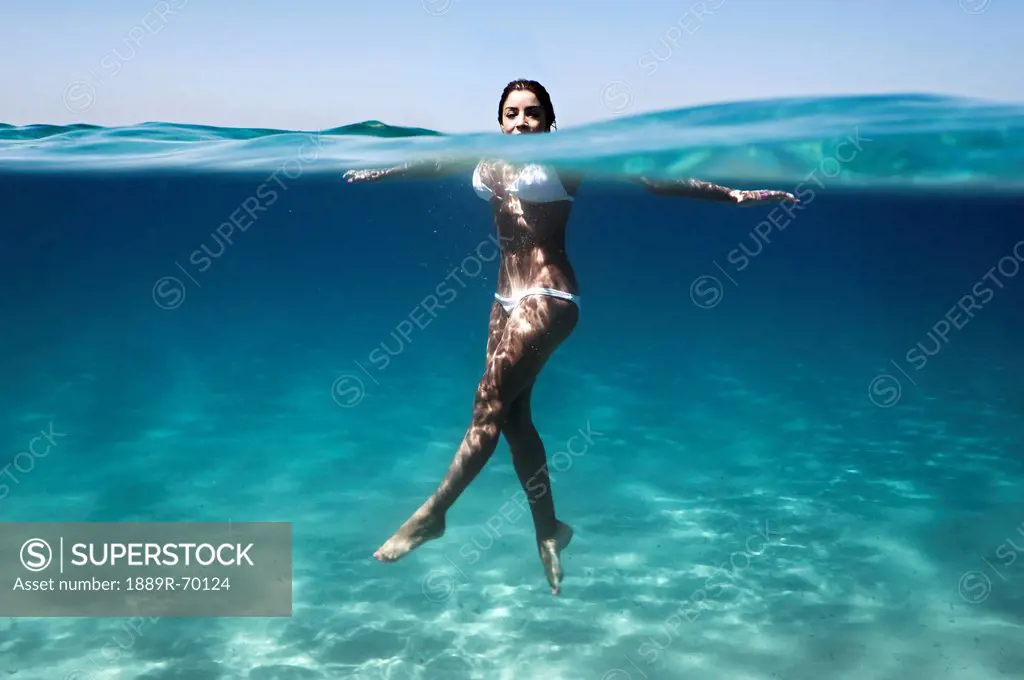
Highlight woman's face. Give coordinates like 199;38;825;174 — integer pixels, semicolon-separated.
500;90;548;135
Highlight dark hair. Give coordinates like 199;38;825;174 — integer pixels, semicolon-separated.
498;79;556;131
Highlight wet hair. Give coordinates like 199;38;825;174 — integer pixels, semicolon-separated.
498;79;557;131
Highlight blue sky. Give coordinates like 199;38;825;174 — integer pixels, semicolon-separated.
1;0;1020;132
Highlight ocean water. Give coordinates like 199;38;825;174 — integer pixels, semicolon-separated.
1;94;1024;679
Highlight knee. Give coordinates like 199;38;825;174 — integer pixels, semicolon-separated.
503;402;533;440
506;392;528;422
473;379;507;427
503;419;539;454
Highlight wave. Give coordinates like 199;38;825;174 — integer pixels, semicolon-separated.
1;94;1022;192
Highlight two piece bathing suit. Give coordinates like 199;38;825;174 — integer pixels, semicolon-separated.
471;162;580;315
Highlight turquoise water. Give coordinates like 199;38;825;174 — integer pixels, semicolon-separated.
3;94;1024;190
2;94;1024;679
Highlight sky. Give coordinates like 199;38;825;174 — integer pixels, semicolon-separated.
1;0;1021;133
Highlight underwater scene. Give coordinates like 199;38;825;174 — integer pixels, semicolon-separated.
1;93;1024;678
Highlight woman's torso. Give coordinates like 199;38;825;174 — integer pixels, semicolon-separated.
472;160;579;296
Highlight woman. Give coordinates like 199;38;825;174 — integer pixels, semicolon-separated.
344;79;795;595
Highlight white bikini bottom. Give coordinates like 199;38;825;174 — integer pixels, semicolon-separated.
494;287;580;314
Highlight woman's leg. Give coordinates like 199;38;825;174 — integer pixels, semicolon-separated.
504;385;557;541
373;296;578;562
505;385;574;594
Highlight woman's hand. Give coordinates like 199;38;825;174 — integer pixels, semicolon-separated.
729;189;799;206
343;168;389;183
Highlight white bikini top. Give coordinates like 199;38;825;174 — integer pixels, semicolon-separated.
471;162;573;203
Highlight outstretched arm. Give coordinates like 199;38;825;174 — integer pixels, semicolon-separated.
637;176;797;206
344;157;478;183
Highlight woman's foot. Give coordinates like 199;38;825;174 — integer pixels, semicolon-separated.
538;520;573;595
373;507;446;562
